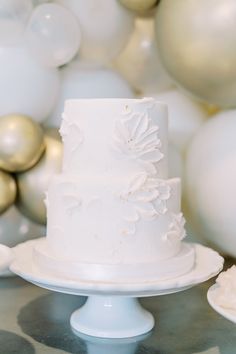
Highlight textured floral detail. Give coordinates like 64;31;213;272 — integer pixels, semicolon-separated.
215;266;236;310
112;109;163;174
61;183;82;216
120;172;171;236
163;213;186;244
121;222;136;236
60;116;83;152
85;196;101;209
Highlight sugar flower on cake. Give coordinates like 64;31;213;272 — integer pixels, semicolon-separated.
215;266;236;310
112;109;163;174
60;114;84;152
121;172;171;223
162;213;187;244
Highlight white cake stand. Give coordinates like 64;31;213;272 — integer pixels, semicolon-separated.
208;284;236;324
11;238;223;338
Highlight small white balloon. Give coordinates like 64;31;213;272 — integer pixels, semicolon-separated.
0;206;45;247
26;3;81;68
0;45;60;122
153;89;207;152
46;61;134;127
56;0;134;64
115;17;173;95
185;110;236;257
0;0;33;45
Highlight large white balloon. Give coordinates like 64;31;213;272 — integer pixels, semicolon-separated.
0;0;32;45
185;110;236;257
26;3;81;68
115;17;173;95
0;45;60;122
0;206;45;248
46;61;134;127
155;0;236;108
154;89;207;152
56;0;134;64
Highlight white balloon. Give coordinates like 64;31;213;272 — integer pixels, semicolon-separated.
0;206;45;247
115;17;173;95
26;3;81;68
46;61;134;127
55;0;134;64
0;0;32;45
185;110;236;257
0;45;60;122
153;89;207;152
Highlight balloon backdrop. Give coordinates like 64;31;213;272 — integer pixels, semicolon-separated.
26;3;81;68
46;61;134;127
0;45;60;122
0;0;32;45
0;206;45;247
56;0;134;64
155;0;236;108
154;89;207;152
0;114;45;172
115;16;172;95
0;170;16;214
16;128;63;224
185;110;236;257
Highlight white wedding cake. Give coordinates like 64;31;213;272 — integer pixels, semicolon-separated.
34;98;195;282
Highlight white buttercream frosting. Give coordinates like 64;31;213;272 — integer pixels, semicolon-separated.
34;98;195;282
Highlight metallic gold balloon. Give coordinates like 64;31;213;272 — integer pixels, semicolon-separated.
115;17;173;95
0;170;17;214
119;0;158;12
0;114;45;172
16;128;62;224
155;0;236;108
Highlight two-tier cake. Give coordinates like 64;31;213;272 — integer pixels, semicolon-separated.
33;98;195;282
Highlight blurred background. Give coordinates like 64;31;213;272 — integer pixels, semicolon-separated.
0;0;235;259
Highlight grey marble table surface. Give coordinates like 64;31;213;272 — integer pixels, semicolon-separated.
0;261;235;354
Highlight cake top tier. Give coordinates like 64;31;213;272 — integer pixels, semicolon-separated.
60;98;168;178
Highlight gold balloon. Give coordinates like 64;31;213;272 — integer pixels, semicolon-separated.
0;170;17;214
16;128;62;224
119;0;158;12
0;114;45;172
155;0;236;108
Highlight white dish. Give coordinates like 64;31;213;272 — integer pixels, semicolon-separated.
208;284;236;324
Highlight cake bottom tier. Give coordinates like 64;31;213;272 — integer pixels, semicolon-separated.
33;239;195;283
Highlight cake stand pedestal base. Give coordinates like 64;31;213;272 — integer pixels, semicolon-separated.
71;296;154;338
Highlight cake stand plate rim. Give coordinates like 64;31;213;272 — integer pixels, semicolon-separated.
207;284;236;324
10;238;223;296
